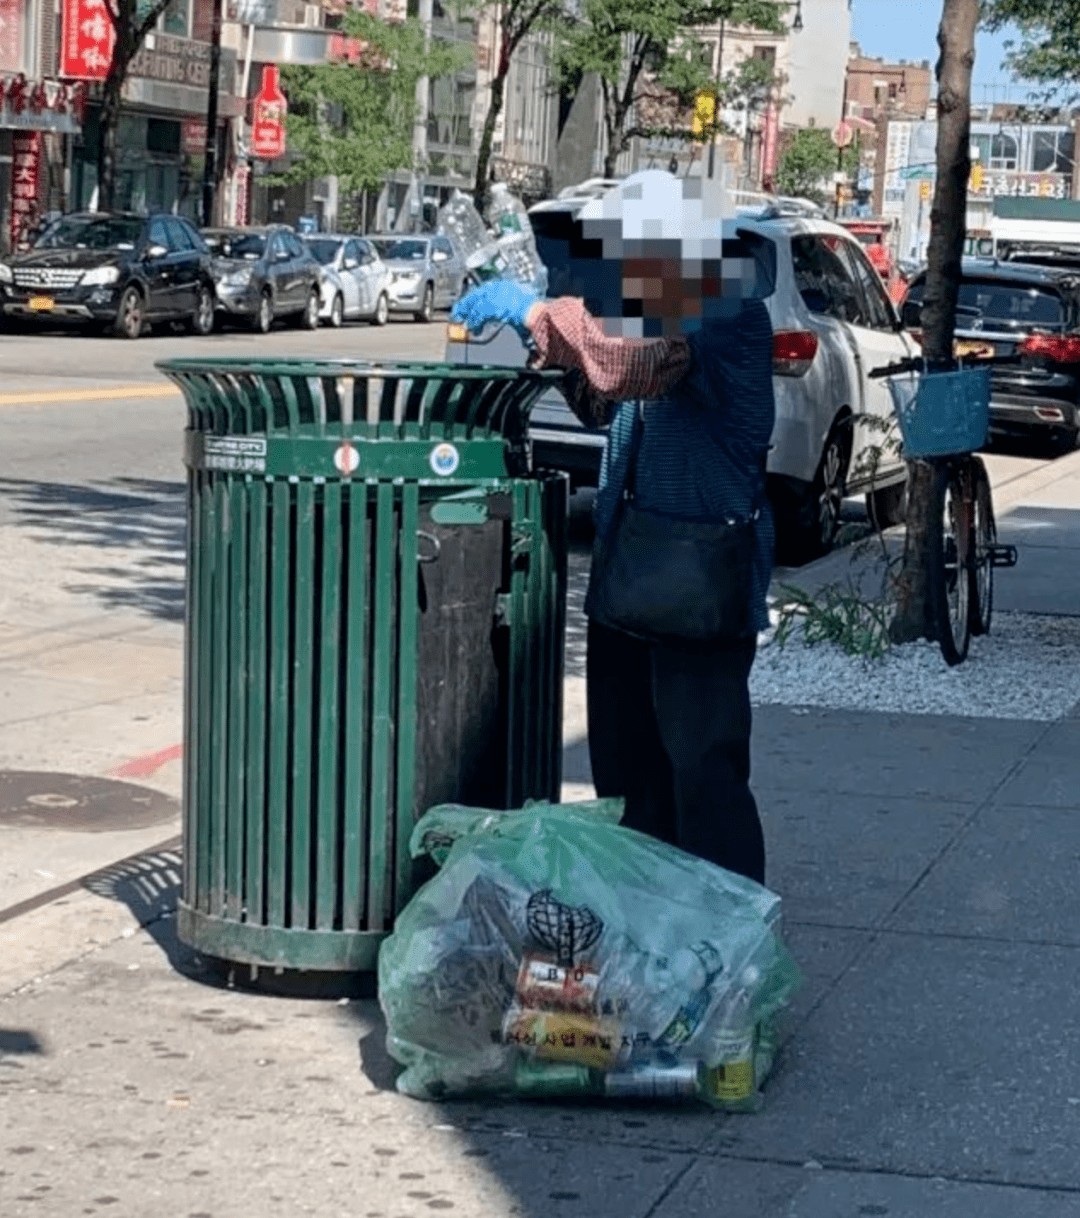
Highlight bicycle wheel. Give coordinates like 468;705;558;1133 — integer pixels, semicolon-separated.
968;457;995;636
928;462;971;666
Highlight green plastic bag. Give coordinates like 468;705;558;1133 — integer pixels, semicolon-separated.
378;799;800;1110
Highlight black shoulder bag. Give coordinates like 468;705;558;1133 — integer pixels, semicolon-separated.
584;405;759;646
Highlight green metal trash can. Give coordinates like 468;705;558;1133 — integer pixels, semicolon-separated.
156;357;568;973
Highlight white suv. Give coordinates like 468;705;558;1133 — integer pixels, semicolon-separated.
447;199;915;565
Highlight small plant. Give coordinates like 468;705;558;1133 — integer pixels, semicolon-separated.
772;579;894;660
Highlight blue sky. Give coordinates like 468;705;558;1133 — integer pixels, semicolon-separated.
850;0;1033;103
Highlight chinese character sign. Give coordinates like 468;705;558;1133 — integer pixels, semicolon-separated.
10;132;41;252
0;0;23;73
61;0;116;81
251;64;286;160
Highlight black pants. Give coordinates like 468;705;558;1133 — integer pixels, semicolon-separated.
586;620;765;884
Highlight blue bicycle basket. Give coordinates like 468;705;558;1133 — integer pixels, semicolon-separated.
888;366;991;458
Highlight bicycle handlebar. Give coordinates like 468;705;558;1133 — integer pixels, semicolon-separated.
869;354;1021;380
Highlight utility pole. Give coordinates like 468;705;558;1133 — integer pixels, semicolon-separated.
201;0;224;227
707;19;726;180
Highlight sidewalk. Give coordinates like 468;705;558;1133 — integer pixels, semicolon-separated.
3;453;1080;1216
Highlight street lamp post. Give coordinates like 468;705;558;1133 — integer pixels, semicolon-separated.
201;0;224;228
708;0;801;183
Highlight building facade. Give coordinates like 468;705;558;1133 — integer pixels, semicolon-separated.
1;0;84;254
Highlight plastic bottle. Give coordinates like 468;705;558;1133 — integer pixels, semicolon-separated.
700;965;760;1109
484;183;547;294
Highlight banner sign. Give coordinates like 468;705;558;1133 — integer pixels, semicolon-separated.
61;0;115;80
10;131;42;252
251;64;286;160
0;0;23;73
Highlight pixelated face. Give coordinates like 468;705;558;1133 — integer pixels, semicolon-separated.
564;171;775;337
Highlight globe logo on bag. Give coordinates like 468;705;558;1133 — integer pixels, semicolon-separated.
429;442;460;477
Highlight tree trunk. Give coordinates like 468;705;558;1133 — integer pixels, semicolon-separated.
473;69;507;217
97;69;125;211
890;0;977;644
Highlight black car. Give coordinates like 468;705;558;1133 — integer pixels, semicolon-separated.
903;259;1080;453
0;211;216;339
202;226;322;333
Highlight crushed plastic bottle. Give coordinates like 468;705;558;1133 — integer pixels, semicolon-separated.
484;183;548;295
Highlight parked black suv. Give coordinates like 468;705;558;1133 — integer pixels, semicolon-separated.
0;211;216;339
903;259;1080;453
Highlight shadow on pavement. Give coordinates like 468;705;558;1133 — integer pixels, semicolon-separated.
0;1028;46;1055
0;475;186;621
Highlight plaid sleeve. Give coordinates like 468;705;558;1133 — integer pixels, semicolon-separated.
527;297;690;401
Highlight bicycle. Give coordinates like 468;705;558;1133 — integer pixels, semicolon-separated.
869;356;1018;666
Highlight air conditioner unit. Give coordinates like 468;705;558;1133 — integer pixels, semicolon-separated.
304;4;321;26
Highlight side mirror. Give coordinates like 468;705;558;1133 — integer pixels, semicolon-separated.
145;243;168;260
343;257;359;270
900;300;922;329
432;249;449;262
801;287;831;315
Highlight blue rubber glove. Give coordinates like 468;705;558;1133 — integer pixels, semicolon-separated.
451;280;538;339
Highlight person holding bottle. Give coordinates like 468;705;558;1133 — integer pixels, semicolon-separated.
451;172;776;885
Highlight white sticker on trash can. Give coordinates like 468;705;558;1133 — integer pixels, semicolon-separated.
203;436;266;473
334;442;360;475
429;442;460;477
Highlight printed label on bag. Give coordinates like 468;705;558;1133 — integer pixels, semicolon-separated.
515;952;600;1014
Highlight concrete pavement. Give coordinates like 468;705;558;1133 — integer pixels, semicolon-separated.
3;333;1080;1215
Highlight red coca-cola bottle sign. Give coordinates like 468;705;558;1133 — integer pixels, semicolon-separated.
251;65;286;160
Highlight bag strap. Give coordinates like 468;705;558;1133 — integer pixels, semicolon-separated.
623;401;645;501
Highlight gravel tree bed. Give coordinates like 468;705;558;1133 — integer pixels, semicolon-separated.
751;611;1080;721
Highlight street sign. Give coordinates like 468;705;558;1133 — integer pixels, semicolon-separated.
831;121;854;148
899;165;934;180
251;64;286;160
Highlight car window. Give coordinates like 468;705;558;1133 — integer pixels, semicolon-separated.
906;277;1069;331
434;237;453;258
284;232;305;258
164;217;194;252
356;239;375;264
381;239;428;261
344;240;362;266
268;232;286;260
149;217;171;251
34;215;144;250
834;238;894;330
306;238;341;266
791;234;867;325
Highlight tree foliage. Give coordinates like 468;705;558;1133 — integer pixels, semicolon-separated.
273;10;469;206
981;0;1080;106
773;127;858;203
551;0;788;179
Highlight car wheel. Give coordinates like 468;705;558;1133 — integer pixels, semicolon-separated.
190;283;216;336
414;283;434;323
299;286;320;330
1043;427;1078;458
253;290;273;334
774;425;850;565
113;285;145;340
328;293;344;328
866;479;907;531
372;292;389;327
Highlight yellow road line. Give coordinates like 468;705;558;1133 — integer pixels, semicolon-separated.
0;383;181;406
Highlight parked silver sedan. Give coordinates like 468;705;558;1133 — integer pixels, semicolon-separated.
368;234;464;322
303;234;391;327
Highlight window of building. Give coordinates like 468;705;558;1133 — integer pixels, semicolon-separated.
990;132;1018;170
159;0;190;37
1032;129;1075;175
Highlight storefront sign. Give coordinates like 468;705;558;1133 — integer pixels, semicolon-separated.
61;0;115;80
10;131;41;252
251;65;286;160
182;119;207;155
0;0;23;74
129;33;235;95
761;99;780;189
969;171;1069;200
